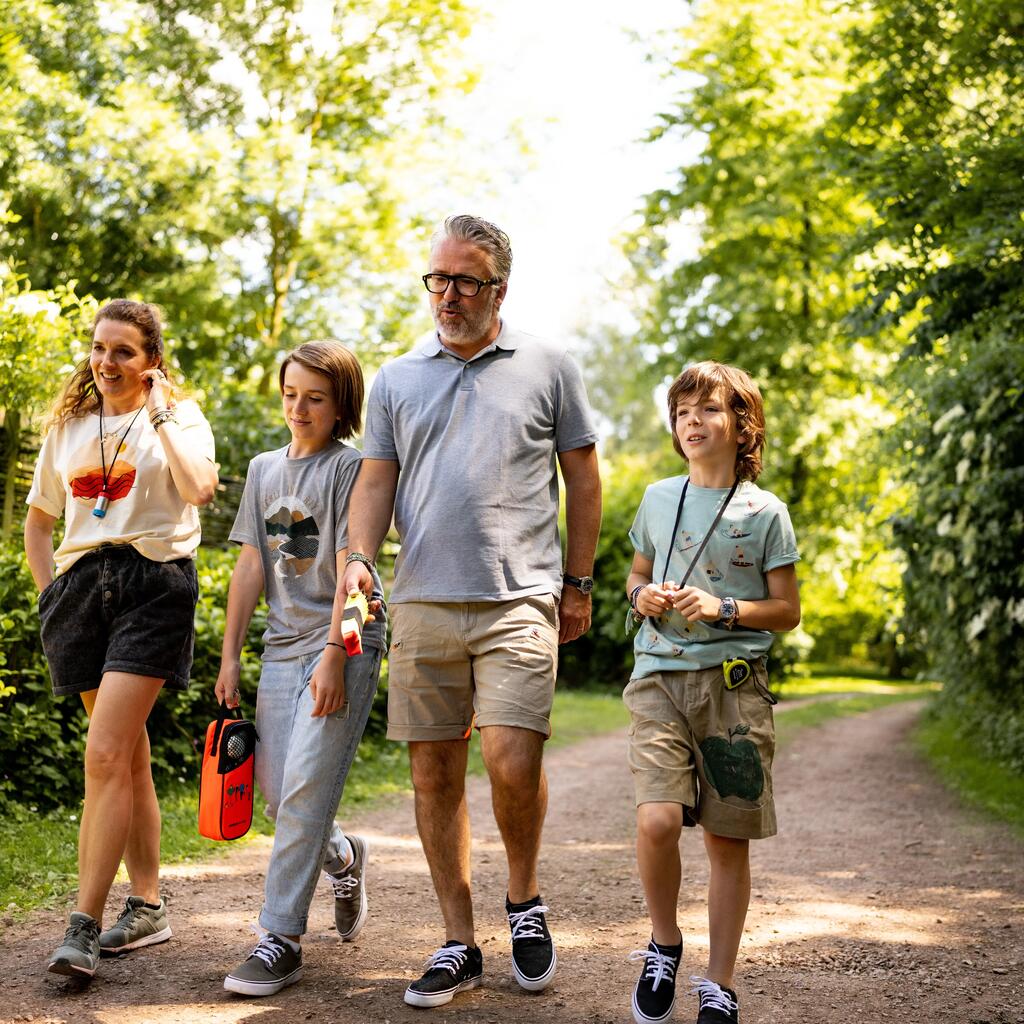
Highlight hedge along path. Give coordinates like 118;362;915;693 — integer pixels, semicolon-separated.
1;700;1022;1024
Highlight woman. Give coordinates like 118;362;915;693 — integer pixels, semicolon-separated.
24;299;217;979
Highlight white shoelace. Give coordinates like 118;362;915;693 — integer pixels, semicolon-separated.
325;870;359;900
689;976;737;1013
508;903;550;941
249;934;287;969
628;946;679;991
424;943;469;975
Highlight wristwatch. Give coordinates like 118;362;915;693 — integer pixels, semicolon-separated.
717;595;739;629
563;573;595;595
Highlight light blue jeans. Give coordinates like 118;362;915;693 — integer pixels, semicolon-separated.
254;645;382;936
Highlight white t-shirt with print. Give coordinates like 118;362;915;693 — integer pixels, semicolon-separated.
27;399;216;574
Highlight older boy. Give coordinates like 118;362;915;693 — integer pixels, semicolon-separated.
624;361;800;1024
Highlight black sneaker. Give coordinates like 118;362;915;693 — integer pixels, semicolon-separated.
506;895;556;991
404;940;483;1007
47;912;101;978
629;938;682;1023
690;975;739;1023
224;933;303;997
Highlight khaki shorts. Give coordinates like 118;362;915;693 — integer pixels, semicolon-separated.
386;597;559;741
623;660;777;840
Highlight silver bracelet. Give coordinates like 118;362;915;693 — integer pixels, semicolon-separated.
150;410;178;430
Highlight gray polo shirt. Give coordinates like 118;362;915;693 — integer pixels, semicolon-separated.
363;323;599;603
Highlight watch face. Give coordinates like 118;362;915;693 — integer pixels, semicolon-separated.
580;576;594;595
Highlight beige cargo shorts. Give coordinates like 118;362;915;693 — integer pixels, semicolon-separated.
386;596;559;741
623;658;777;840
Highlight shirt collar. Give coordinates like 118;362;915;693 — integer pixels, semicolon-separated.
421;320;519;360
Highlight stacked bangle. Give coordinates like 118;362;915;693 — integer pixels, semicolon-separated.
150;408;177;430
629;584;646;610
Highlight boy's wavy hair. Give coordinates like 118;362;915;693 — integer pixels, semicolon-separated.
279;341;364;440
49;299;176;429
667;361;766;482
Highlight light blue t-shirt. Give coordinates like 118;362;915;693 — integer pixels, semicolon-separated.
629;476;799;678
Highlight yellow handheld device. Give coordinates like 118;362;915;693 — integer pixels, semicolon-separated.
341;591;368;656
723;658;752;690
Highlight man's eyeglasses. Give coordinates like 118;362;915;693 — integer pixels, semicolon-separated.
422;273;501;297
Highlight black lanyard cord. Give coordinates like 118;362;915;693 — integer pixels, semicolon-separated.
662;477;740;589
98;400;145;495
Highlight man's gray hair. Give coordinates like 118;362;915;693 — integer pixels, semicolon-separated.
432;214;513;281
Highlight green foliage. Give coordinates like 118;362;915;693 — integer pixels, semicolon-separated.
587;0;911;676
917;703;1024;837
1;0;477;398
828;0;1024;762
0;543;88;808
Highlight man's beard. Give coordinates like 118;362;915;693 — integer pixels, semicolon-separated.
432;293;497;345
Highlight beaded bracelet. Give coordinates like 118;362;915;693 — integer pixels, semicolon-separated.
345;551;375;573
629;584;646;610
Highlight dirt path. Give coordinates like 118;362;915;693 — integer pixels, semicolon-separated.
2;700;1023;1024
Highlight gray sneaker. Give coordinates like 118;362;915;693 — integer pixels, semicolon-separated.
325;834;369;941
99;896;172;953
47;912;101;978
224;934;303;997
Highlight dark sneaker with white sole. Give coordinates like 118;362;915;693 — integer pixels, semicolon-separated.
224;933;303;997
325;834;369;941
506;895;557;991
99;896;172;953
404;941;483;1007
691;976;739;1023
629;938;682;1023
47;912;101;978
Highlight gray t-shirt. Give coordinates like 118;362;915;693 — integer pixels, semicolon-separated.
230;441;385;660
629;476;799;677
362;323;599;603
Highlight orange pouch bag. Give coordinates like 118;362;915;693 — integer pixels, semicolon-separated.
198;703;259;841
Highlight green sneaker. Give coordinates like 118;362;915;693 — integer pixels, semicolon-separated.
224;934;303;997
326;834;369;941
99;896;172;953
47;912;101;977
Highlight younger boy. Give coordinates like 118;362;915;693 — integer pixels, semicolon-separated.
624;361;800;1024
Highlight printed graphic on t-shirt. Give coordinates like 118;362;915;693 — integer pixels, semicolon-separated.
731;545;754;568
68;433;137;505
265;497;320;578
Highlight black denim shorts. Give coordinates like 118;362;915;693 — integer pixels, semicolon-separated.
38;544;199;696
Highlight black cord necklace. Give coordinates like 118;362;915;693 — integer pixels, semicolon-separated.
93;399;145;519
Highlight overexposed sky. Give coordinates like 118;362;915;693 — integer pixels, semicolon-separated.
426;0;696;344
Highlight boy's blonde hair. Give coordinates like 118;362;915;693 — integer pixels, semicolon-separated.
279;341;364;440
667;361;766;482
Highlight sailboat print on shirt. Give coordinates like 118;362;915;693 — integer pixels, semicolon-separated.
731;545;754;568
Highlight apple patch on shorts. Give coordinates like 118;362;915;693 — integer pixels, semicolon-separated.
699;724;764;801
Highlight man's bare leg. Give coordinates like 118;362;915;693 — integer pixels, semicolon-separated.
409;739;474;945
480;725;547;903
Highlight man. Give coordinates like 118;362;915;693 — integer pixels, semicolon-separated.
341;214;601;1008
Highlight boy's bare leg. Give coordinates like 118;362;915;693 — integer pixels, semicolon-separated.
636;801;685;946
409;739;475;945
480;725;546;903
704;830;751;988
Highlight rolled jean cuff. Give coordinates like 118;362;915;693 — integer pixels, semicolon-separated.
258;907;307;938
